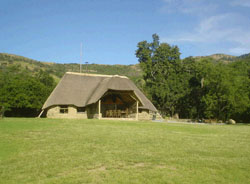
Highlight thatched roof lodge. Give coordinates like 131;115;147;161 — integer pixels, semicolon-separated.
41;72;160;120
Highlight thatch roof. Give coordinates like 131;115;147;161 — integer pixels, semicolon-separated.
42;72;157;112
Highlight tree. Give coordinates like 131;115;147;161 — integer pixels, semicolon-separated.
0;65;56;117
181;57;250;122
136;34;186;117
136;35;250;122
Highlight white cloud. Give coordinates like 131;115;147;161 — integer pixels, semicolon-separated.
162;13;250;55
230;0;250;7
164;14;237;42
160;0;250;55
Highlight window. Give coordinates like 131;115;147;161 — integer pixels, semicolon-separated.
59;105;68;114
77;107;85;113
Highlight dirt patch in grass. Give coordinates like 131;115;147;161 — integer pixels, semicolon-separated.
88;166;106;173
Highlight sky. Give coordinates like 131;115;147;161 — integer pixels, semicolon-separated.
0;0;250;65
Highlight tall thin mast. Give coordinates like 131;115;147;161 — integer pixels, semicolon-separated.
80;42;82;73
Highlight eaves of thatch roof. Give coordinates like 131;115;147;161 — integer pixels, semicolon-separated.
42;72;157;112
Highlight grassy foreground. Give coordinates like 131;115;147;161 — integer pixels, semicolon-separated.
0;118;250;184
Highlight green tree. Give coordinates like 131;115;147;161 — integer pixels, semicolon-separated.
181;57;250;122
136;34;187;117
0;65;56;117
136;35;250;122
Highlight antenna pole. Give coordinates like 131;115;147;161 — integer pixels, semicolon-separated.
85;61;88;73
80;43;82;73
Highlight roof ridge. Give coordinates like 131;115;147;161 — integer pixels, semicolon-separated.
85;77;111;105
66;72;128;79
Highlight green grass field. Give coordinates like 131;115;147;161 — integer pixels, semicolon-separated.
0;118;250;184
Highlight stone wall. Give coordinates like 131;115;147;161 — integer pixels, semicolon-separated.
138;109;153;120
46;104;161;120
86;103;101;119
47;106;87;119
138;110;162;120
155;112;162;120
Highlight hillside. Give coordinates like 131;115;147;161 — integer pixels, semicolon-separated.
193;53;237;63
0;53;142;82
1;52;249;81
236;53;250;60
1;52;248;83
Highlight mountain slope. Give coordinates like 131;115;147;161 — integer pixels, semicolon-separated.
193;53;237;63
1;52;249;82
236;53;250;60
0;53;142;82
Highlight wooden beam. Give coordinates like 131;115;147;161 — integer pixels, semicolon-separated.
129;93;138;102
98;100;101;119
129;93;143;107
38;110;44;118
136;101;139;120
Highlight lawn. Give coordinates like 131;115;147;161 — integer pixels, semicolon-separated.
0;118;250;184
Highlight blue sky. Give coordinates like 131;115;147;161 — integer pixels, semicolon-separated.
0;0;250;65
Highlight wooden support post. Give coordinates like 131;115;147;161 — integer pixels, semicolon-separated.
136;100;138;120
98;100;101;119
38;110;44;118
